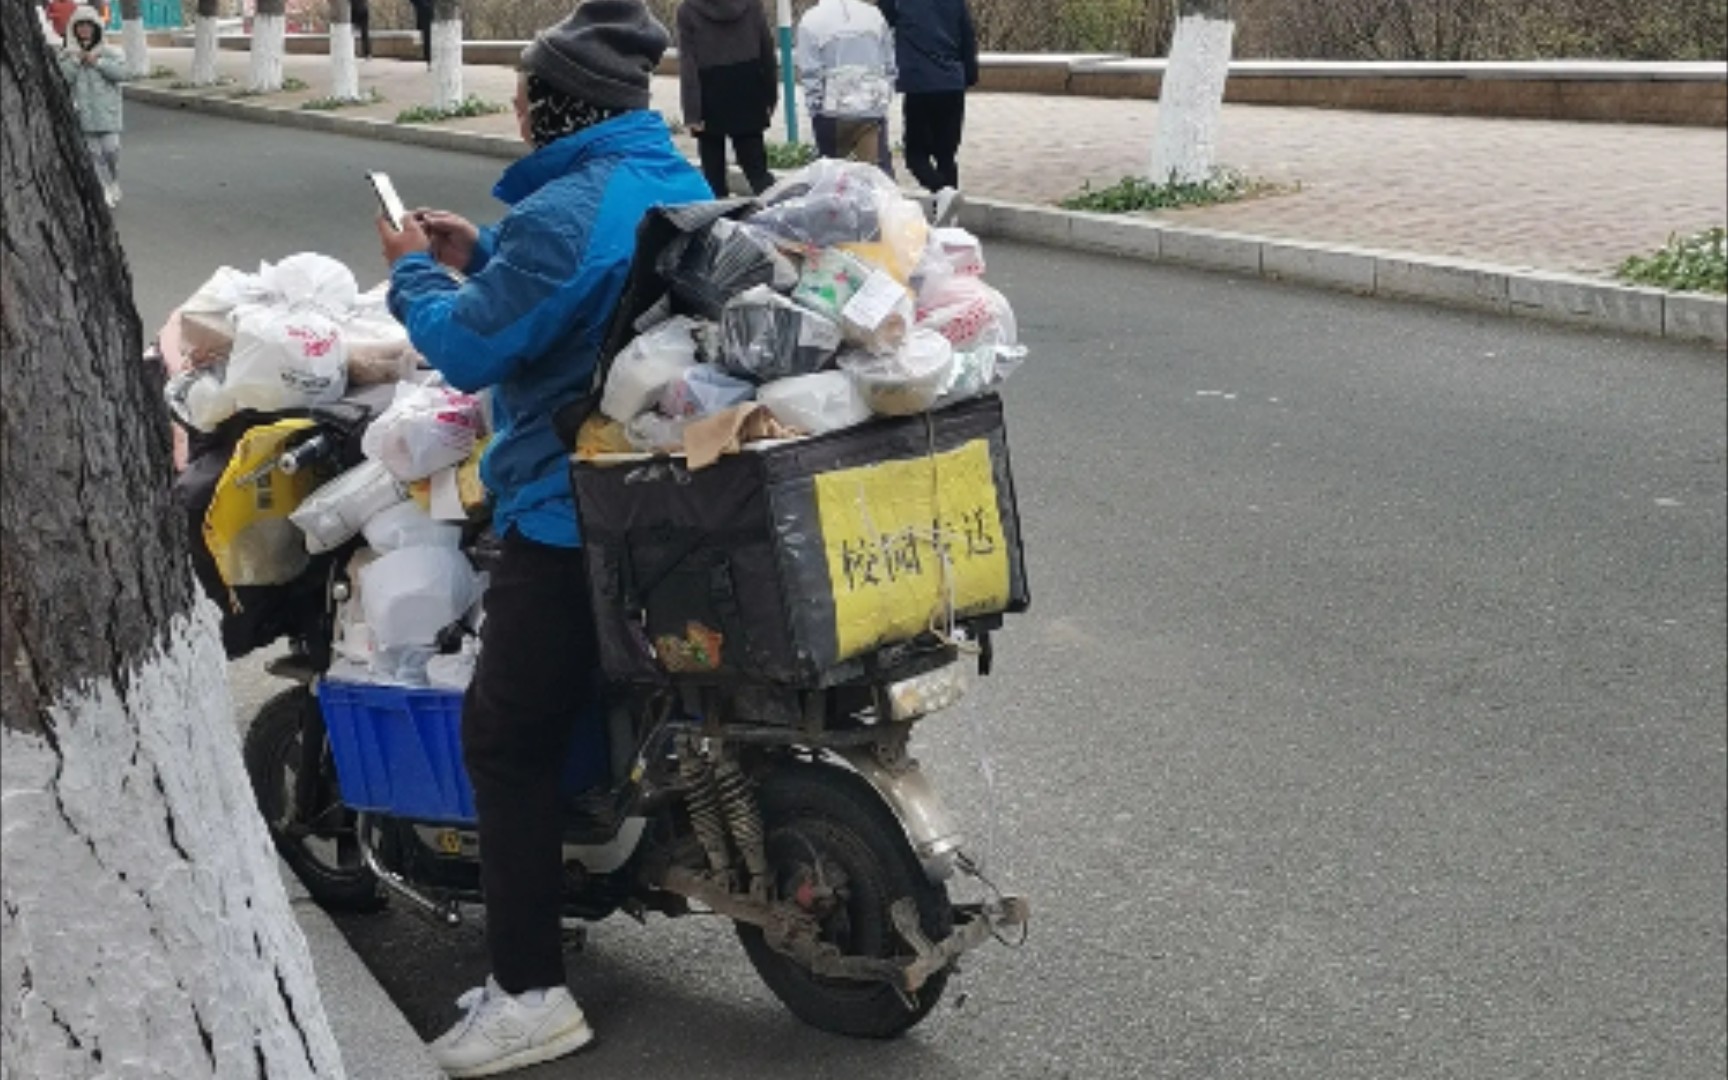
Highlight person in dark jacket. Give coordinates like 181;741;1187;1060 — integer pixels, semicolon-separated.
376;2;710;1075
879;0;977;194
409;0;433;66
676;0;779;197
351;0;372;59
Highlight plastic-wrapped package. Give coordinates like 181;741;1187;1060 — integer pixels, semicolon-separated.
792;247;875;321
915;274;1018;351
718;285;843;382
659;364;757;419
225;305;349;412
342;283;418;385
361;382;485;482
601;317;701;421
941;345;999;403
176;265;262;363
624;411;692;454
751;160;905;248
164;365;238;433
659;218;798;320
758;370;874;435
837;192;930;283
290;460;410;554
821;66;895;119
842;329;955;416
928;227;986;277
359;545;481;651
840;269;915;354
361;499;462;553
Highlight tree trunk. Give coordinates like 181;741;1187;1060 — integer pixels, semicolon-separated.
192;0;221;84
119;0;150;77
250;0;288;92
327;0;360;101
430;0;463;110
1150;0;1235;184
0;4;345;1077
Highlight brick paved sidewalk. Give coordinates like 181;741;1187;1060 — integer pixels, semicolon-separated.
140;46;1726;277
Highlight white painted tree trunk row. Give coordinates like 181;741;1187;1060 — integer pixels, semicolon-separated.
1149;12;1235;185
122;18;150;77
431;18;463;110
191;16;219;85
0;604;345;1079
329;22;360;102
249;11;286;93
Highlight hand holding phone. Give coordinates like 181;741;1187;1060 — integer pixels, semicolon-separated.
367;171;407;231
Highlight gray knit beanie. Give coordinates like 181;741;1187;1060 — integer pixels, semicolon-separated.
520;0;669;111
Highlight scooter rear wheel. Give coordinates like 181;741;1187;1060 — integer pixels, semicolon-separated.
243;687;387;913
736;762;952;1038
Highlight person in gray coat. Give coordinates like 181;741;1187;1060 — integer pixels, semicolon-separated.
677;0;779;197
56;4;129;208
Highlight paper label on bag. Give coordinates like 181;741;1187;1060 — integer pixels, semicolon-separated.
841;271;910;333
429;466;467;522
798;311;843;352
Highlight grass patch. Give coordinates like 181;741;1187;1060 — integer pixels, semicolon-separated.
395;95;506;124
282;76;308;92
301;88;384;111
1060;168;1277;214
168;75;233;90
1617;227;1726;294
765;141;818;169
146;65;177;79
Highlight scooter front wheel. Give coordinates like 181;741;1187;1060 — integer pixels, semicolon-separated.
736;762;953;1038
243;687;387;913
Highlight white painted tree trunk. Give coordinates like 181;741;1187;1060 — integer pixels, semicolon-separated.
122;18;150;77
191;15;220;84
1;607;347;1079
1149;12;1235;185
431;18;463;110
329;22;360;101
249;11;287;92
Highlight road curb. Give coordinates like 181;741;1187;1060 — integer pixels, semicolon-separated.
279;862;444;1079
127;83;1728;349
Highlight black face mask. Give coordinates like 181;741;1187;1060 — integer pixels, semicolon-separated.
524;74;627;149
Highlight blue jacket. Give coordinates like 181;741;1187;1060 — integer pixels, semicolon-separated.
389;112;710;548
878;0;978;95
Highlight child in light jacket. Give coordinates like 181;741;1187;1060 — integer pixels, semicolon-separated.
57;5;130;208
796;0;897;175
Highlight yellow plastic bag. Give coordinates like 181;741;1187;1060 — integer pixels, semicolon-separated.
204;419;318;588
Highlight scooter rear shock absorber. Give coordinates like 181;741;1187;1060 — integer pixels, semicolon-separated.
713;758;770;901
679;743;732;874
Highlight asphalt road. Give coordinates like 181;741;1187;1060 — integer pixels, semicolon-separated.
116;101;1727;1080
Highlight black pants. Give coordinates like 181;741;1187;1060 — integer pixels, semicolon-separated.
351;0;371;58
902;91;965;193
461;532;603;994
697;131;774;199
414;5;432;65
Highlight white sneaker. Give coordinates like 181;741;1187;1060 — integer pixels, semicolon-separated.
428;977;595;1078
933;186;963;227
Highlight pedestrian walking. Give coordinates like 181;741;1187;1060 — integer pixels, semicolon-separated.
409;0;433;67
676;0;779;197
351;0;372;59
796;0;896;176
879;0;977;196
56;4;129;209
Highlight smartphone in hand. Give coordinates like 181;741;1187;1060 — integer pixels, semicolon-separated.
367;171;407;231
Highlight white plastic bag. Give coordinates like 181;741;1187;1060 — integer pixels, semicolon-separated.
164;366;238;433
658;364;757;419
843;330;955;416
225;306;349;412
257;252;360;316
758;370;874;434
624;411;693;453
289;460;409;554
362;382;485;482
176;265;261;362
915;275;1018;351
361;499;462;553
601;317;702;422
359;545;480;651
342;284;418;385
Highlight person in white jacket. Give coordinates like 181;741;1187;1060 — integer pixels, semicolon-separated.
795;0;896;176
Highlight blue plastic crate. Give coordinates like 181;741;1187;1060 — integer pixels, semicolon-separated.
318;680;614;826
319;682;476;824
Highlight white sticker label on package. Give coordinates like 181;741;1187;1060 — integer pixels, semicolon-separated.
798;311;843;352
841;270;910;332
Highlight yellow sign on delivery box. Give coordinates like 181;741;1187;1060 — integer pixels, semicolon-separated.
814;439;1012;661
